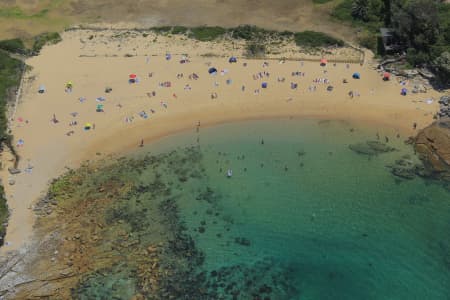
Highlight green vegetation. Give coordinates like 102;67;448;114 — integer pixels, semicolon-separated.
332;0;450;84
0;38;28;55
0;49;23;246
189;26;227;41
0;6;49;19
32;32;62;54
294;31;344;47
313;0;334;3
149;24;343;50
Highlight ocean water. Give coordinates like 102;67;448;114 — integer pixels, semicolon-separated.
74;118;450;299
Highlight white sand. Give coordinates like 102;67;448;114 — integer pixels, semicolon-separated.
0;29;442;255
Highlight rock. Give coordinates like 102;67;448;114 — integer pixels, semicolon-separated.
415;120;450;181
8;167;20;175
234;237;251;246
349;140;396;156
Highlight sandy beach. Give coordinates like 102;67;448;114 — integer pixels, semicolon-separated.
0;28;442;255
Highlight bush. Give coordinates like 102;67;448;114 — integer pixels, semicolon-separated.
172;26;188;35
406;48;430;67
358;30;378;52
246;43;266;57
0;38;28;55
294;31;344;48
189;26;227;41
32;32;62;54
332;0;353;22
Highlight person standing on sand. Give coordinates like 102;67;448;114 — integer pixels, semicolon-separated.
140;139;144;147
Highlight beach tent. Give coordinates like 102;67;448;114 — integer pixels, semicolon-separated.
383;72;390;81
327;85;334;91
401;88;407;96
229;56;237;63
38;85;46;94
84;123;92;130
208;67;218;75
352;72;361;79
320;58;328;66
262;82;268;88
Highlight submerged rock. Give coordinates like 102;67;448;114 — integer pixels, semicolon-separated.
349;140;397;156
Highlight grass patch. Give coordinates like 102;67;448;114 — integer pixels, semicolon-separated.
294;31;344;48
0;38;28;55
0;6;49;19
189;26;227;41
32;32;62;54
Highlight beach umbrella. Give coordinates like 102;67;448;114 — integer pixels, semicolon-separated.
129;74;137;79
38;85;46;93
383;72;390;81
352;72;361;79
84;123;92;130
96;104;104;112
229;56;237;63
262;82;268;88
401;88;407;96
320;58;328;66
208;67;218;74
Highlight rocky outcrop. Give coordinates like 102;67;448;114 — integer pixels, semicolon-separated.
438;96;450;119
415;119;450;181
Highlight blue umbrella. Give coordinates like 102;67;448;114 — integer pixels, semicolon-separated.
262;82;268;88
352;72;360;79
229;56;237;63
208;67;218;74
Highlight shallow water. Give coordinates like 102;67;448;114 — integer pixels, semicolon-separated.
74;118;450;299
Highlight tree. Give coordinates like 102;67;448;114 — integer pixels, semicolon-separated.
391;0;440;51
352;0;370;21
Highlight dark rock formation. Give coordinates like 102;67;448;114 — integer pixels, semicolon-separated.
437;96;450;119
415;119;450;181
349;140;397;156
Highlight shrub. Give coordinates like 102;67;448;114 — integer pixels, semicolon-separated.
32;32;62;54
246;43;266;58
294;31;344;48
189;26;227;41
0;38;28;55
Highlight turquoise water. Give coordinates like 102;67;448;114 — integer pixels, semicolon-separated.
73;118;449;299
143;118;450;299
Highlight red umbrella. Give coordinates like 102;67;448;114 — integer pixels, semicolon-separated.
320;58;328;64
129;74;137;79
383;72;390;78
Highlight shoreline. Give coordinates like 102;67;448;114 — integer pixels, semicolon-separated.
0;28;444;256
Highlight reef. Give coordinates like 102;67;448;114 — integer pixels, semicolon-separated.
2;146;297;299
348;140;397;156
